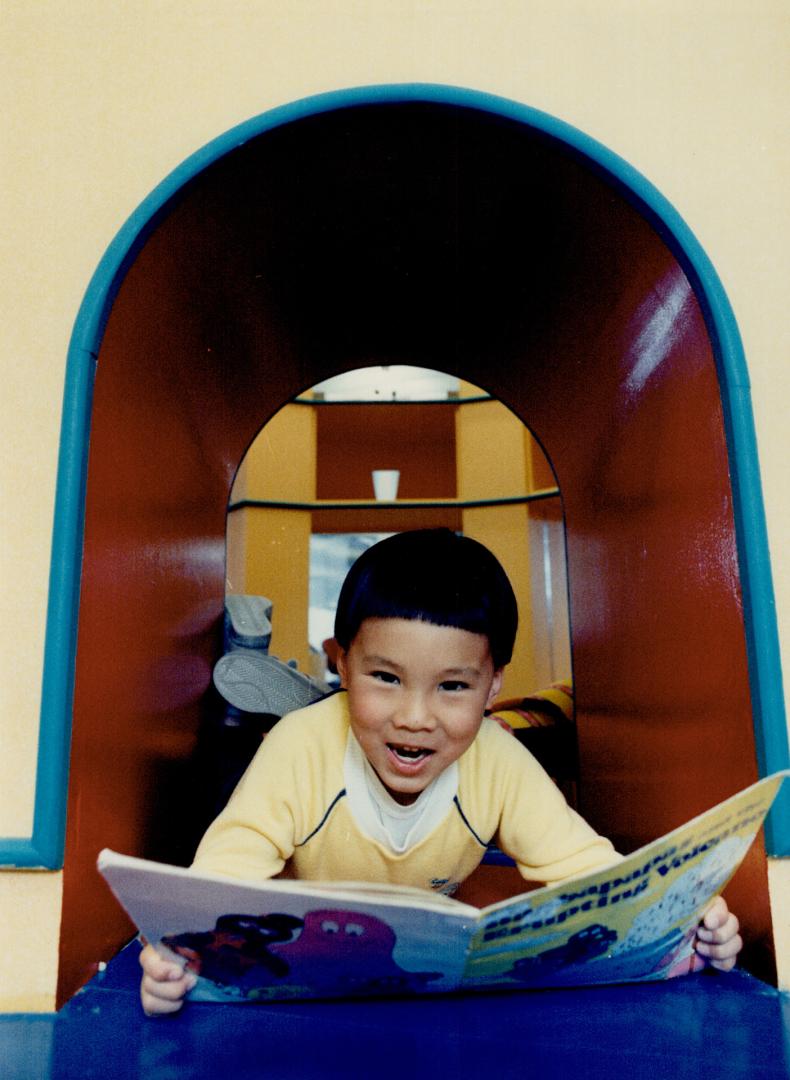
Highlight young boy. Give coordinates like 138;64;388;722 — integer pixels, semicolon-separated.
141;529;741;1014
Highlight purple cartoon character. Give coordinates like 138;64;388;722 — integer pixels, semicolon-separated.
269;909;441;995
162;912;303;990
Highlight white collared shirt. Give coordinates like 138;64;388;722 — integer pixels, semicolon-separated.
344;729;459;854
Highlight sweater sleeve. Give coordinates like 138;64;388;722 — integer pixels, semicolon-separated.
191;701;342;882
482;721;620;885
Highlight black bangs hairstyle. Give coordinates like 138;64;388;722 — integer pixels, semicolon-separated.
333;529;518;669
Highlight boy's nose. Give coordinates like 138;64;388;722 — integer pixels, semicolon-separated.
393;693;435;731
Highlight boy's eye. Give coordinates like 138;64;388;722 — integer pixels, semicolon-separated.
370;670;399;684
440;680;470;693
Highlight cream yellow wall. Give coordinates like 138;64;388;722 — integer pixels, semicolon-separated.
0;873;62;1013
228;404;316;672
2;1;788;1008
456;396;537;698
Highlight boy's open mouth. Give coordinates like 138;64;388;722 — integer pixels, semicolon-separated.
387;743;434;762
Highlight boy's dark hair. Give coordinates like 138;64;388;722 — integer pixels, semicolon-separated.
334;529;518;669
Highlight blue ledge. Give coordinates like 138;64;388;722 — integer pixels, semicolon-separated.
1;940;787;1080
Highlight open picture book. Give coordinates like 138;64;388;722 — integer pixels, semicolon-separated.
99;770;787;1003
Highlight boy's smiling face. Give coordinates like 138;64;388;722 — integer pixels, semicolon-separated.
337;617;503;806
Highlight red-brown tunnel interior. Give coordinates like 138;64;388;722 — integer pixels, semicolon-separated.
59;101;772;1002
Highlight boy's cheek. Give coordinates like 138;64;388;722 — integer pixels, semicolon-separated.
347;703;383;743
347;687;386;724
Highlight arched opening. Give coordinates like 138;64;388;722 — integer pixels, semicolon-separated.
224;368;569;698
210;367;573;871
35;87;785;1003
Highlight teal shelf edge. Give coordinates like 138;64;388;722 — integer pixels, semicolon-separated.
292;395;494;406
228;491;561;513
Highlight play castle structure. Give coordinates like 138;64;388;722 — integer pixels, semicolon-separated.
4;86;786;1014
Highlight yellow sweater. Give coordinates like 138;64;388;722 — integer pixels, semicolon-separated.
193;693;616;893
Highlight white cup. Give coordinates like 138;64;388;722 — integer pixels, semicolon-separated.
372;469;400;501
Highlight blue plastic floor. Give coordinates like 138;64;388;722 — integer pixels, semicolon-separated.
2;940;789;1079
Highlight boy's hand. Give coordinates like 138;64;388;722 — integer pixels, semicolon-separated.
692;896;742;972
139;942;197;1016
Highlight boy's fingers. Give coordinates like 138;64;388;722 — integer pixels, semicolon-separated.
139;945;184;981
695;923;742;973
141;973;192;1001
141;989;186;1016
697;912;739;944
694;897;742;973
702;895;733;931
696;932;742;959
704;946;740;972
139;942;197;1016
140;971;197;1015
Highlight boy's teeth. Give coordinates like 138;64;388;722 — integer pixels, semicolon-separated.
390;744;429;759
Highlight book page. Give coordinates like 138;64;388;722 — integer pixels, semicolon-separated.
462;771;787;989
99;850;476;1002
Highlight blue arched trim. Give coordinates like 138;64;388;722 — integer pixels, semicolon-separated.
4;82;785;869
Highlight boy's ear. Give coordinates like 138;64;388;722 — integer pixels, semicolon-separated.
336;648;349;688
486;668;504;709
